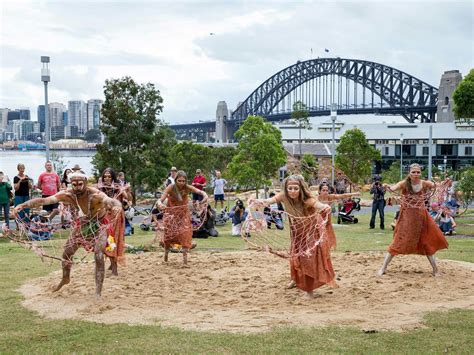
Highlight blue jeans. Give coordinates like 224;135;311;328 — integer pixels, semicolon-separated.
14;195;30;221
0;202;10;228
439;221;453;233
370;199;385;229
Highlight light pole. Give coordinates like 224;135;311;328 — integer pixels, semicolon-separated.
41;56;50;161
400;133;404;180
330;103;337;186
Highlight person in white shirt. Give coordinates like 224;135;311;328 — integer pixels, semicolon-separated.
212;170;227;210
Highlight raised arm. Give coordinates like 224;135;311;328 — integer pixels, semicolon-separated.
330;192;360;200
14;192;67;212
384;181;404;193
187;184;208;199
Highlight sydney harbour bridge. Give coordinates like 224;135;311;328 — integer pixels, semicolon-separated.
170;58;439;142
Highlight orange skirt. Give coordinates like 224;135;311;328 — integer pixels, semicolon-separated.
388;207;448;256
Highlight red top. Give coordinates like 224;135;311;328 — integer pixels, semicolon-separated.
38;172;60;196
192;175;206;191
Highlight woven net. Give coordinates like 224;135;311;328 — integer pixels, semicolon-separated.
241;203;329;259
150;200;208;246
5;204;122;264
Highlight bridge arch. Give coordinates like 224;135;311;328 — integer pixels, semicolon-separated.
231;58;438;123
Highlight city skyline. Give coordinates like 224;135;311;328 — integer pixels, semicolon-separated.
1;0;473;124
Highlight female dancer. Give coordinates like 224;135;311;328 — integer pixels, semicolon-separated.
157;170;207;264
318;184;360;249
378;163;448;276
251;175;335;298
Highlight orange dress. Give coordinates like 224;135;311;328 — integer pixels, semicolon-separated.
284;198;335;292
388;188;448;256
162;188;193;249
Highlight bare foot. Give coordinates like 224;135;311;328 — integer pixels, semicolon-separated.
328;279;340;288
305;291;314;299
53;277;70;292
377;268;385;276
432;270;441;277
287;280;296;289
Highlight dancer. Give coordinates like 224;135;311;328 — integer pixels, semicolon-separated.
318;184;360;249
14;172;125;297
157;170;207;264
378;163;448;276
251;175;335;298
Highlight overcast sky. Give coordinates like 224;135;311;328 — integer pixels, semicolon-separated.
1;0;472;124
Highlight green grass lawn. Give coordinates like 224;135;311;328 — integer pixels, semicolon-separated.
0;211;472;354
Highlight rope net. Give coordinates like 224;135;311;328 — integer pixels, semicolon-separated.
150;201;208;246
5;204;123;264
242;203;329;259
387;179;451;210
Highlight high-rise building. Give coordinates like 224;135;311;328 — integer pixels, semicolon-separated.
37;105;45;132
0;108;9;130
10;120;40;140
7;110;20;122
87;99;103;131
48;102;66;128
68;100;87;133
19;109;30;121
63;111;68;126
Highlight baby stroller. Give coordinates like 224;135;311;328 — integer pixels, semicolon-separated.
215;206;230;226
337;197;361;224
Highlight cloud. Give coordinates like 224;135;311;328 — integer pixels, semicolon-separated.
1;0;473;124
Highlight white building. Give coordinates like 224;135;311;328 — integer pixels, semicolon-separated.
48;102;66;128
277;120;474;172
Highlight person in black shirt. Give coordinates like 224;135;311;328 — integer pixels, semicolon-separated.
369;175;385;230
13;163;33;221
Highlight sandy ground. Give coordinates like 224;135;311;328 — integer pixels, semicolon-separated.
20;251;474;333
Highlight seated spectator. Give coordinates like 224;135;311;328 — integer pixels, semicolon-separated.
429;202;441;219
28;210;53;241
435;207;456;235
229;199;248;236
445;198;460;217
264;192;284;230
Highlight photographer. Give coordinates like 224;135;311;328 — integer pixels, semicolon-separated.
229;199;248;236
369;175;385;230
0;171;13;229
14;163;33;221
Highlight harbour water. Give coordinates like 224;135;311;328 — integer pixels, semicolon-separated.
0;150;95;182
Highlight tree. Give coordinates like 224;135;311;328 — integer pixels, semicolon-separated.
209;146;236;175
84;128;102;143
170;141;213;176
335;128;381;184
228;116;287;196
381;161;401;183
93;76;175;201
291;101;311;157
453;69;474;123
456;166;474;205
301;153;318;185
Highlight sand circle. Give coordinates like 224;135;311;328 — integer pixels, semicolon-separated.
20;251;474;333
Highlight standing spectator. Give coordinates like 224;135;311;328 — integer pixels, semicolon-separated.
37;161;61;220
191;169;206;201
13;163;33;221
61;169;72;190
213;170;227;210
369;175;385;230
335;173;347;194
166;167;178;187
0;172;13;228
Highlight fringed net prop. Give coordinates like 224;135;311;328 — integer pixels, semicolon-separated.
241;202;329;259
386;179;452;210
5;203;123;265
96;180;131;204
150;200;208;247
